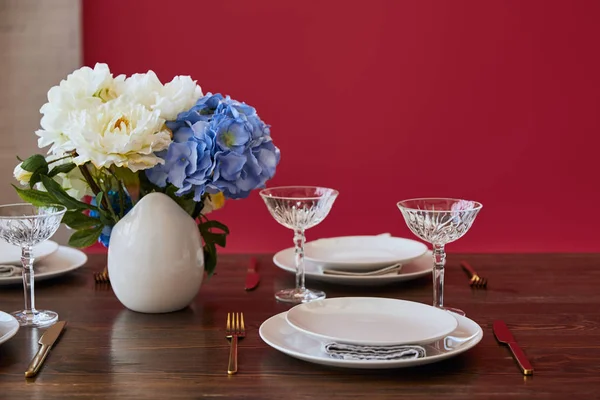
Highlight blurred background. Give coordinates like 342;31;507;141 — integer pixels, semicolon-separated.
2;0;599;254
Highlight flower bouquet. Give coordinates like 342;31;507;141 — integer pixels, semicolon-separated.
13;63;280;275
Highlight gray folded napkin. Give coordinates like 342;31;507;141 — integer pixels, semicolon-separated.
0;265;21;277
322;263;402;276
324;342;426;360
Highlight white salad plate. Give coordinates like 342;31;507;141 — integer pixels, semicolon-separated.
285;297;459;346
304;235;428;271
273;249;432;286
0;311;19;346
0;240;59;265
260;311;483;369
0;246;88;286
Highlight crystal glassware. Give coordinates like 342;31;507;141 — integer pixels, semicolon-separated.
0;203;66;327
260;186;339;303
397;198;482;315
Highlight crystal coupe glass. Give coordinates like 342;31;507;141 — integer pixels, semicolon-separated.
260;186;338;303
397;198;482;315
0;204;66;327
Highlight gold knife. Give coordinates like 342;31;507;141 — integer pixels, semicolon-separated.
493;320;533;375
25;321;67;378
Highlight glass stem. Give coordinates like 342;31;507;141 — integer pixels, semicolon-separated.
21;245;36;315
293;229;306;292
433;243;446;309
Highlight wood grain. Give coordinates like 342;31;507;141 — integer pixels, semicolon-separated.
0;253;599;399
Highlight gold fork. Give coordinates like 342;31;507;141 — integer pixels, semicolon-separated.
460;261;488;288
94;266;110;284
226;312;245;375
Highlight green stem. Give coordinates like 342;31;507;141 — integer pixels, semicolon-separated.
191;201;203;221
101;176;119;222
47;154;73;165
78;165;101;195
117;180;125;219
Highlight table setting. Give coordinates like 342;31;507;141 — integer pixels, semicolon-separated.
0;62;598;400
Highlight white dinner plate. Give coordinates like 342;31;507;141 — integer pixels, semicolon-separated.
0;240;59;265
0;311;19;345
304;235;428;271
260;311;482;369
274;249;432;286
0;246;87;286
286;297;458;346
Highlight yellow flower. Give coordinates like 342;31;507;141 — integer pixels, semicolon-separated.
203;192;225;214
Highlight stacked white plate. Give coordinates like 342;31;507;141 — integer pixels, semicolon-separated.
274;235;431;285
0;240;88;286
259;297;483;369
0;311;19;346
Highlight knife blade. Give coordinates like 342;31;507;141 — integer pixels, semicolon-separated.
25;321;67;378
244;257;260;291
493;320;534;375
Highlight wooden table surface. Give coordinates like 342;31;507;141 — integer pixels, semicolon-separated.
0;253;599;399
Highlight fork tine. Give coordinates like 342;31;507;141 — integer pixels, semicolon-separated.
227;312;231;333
240;313;245;333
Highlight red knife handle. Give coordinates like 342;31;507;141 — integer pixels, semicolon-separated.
508;342;534;375
249;257;257;272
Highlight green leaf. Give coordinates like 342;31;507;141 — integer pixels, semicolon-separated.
203;242;217;277
21;154;47;173
28;167;48;189
95;192;104;208
48;162;76;177
199;219;230;235
203;231;227;248
68;226;103;248
62;210;100;230
12;185;58;206
112;166;139;186
41;175;96;211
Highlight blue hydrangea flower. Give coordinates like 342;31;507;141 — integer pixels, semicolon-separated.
207;113;279;198
166;93;224;132
89;190;133;247
146;120;216;201
147;93;280;201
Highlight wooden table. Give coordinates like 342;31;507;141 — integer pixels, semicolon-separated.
0;253;599;399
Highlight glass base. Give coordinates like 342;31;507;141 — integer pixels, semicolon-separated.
438;306;465;316
275;288;326;304
11;309;58;327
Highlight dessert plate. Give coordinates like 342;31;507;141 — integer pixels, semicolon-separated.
260;311;482;369
0;240;58;265
0;246;87;285
304;235;427;271
274;249;432;286
286;297;458;346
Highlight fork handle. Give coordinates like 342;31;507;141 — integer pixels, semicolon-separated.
460;261;477;278
227;335;238;375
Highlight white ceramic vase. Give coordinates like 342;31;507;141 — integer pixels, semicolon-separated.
107;192;204;313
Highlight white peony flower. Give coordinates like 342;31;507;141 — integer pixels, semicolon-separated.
46;155;94;200
118;71;202;121
36;63;124;154
65;97;172;171
13;162;33;185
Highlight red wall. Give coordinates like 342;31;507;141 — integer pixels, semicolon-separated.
83;0;600;254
